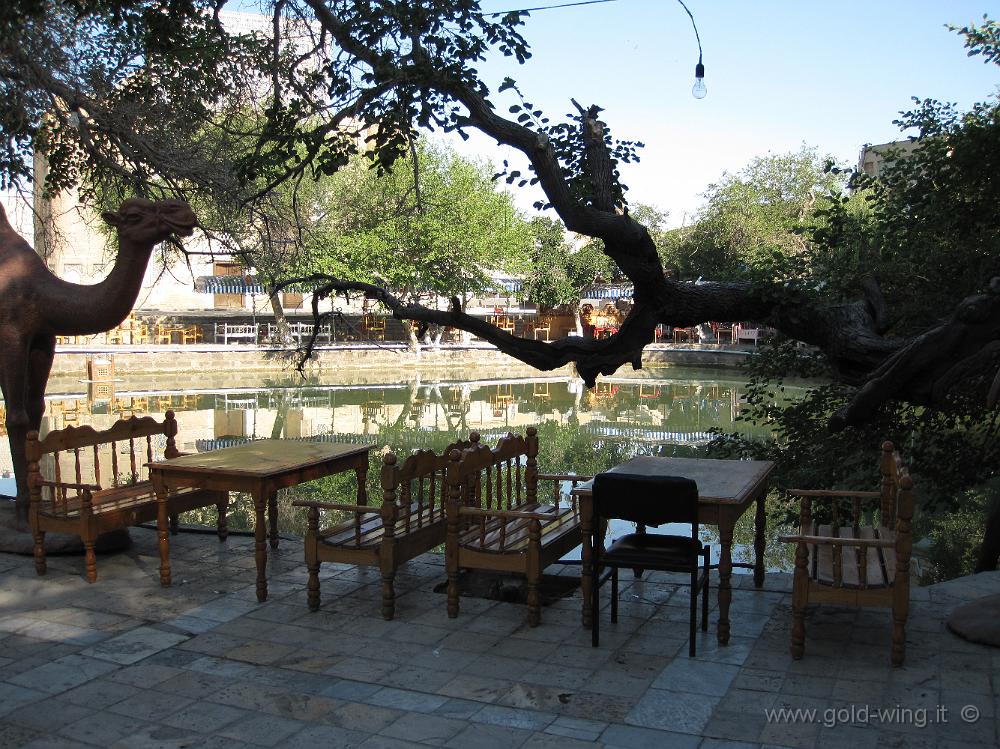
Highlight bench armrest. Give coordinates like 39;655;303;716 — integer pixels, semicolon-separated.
778;533;895;548
788;489;881;500
457;506;561;522
292;500;376;514
537;473;594;483
36;479;101;492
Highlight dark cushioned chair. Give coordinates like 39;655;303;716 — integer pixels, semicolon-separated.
590;472;710;656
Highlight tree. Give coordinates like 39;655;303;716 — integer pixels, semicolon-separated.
710;15;1000;575
5;3;1000;421
670;147;844;282
521;215;576;311
0;1;269;199
304;138;532;350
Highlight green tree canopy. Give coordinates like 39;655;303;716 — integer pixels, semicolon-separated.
308;138;532;310
671;146;845;283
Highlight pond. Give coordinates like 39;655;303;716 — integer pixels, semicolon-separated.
15;366;801;572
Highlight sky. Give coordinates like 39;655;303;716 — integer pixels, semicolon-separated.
448;0;1000;226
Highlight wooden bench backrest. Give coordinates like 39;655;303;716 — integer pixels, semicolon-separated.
381;434;481;522
446;426;539;512
27;411;181;497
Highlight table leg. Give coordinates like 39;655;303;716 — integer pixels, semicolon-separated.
580;496;593;629
717;515;734;645
355;455;369;505
754;493;767;588
253;489;269;602
268;488;279;550
153;476;171;586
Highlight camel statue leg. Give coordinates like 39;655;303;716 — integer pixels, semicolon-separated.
1;335;33;527
27;338;55;432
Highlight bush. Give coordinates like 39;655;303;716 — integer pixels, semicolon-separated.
920;478;1000;583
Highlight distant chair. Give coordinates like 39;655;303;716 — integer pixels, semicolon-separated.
154;324;175;345
713;322;735;345
532;315;552;341
181;324;203;344
362;313;386;341
673;327;696;343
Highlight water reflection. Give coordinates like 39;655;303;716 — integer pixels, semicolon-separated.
37;373;766;458
4;370;798;571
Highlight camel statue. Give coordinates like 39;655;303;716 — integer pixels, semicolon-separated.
0;197;198;527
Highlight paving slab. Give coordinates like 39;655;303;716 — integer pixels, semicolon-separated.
1;528;998;749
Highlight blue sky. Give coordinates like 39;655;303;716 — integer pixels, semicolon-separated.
455;0;1000;225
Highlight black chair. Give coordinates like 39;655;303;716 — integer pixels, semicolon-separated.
590;472;710;656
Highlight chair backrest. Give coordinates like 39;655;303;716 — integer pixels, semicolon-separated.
592;472;699;528
381;434;481;518
446;427;539;513
879;441;915;531
27;412;181;503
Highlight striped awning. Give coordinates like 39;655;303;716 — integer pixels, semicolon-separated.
202;276;265;294
583;284;633;300
200;277;348;295
495;278;522;293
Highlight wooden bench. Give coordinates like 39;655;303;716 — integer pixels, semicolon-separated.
293;435;480;619
779;441;915;665
214;323;259;345
445;427;592;626
27;411;229;583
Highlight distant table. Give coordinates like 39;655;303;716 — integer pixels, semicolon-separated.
155;324;186;344
592;325;618;339
573;456;775;644
149;440;374;601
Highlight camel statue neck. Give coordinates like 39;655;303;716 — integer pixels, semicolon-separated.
45;234;157;336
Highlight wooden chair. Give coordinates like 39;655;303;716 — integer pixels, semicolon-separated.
27;411;229;583
129;321;150;345
293;434;480;619
362;313;386;341
532;316;552;341
444;428;592;626
713;322;735;345
154;324;174;345
673;327;696;343
779;441;915;665
589;472;710;656
181;324;203;344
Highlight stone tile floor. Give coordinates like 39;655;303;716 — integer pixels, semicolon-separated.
0;527;997;748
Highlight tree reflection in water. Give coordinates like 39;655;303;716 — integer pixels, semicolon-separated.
40;369;801;570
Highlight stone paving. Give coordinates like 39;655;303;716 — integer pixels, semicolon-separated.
0;527;998;749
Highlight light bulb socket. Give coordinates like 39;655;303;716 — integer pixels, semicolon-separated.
694;62;705;79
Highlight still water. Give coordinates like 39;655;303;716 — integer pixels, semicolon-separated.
20;367;799;571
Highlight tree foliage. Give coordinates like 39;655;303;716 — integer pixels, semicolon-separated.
669;146;845;283
308;138;532;305
710;16;1000;575
5;2;1000;416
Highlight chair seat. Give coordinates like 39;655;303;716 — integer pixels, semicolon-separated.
458;503;577;554
603;533;704;568
318;503;444;550
36;482;214;519
808;524;896;590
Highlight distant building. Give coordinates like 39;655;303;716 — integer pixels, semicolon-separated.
857;138;922;178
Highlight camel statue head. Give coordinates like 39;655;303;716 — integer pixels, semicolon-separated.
101;198;198;247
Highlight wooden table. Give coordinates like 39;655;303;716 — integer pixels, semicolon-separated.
155;324;186;344
573;456;775;644
149;440;374;601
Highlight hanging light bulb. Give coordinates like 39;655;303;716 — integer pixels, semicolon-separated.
692;61;707;99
